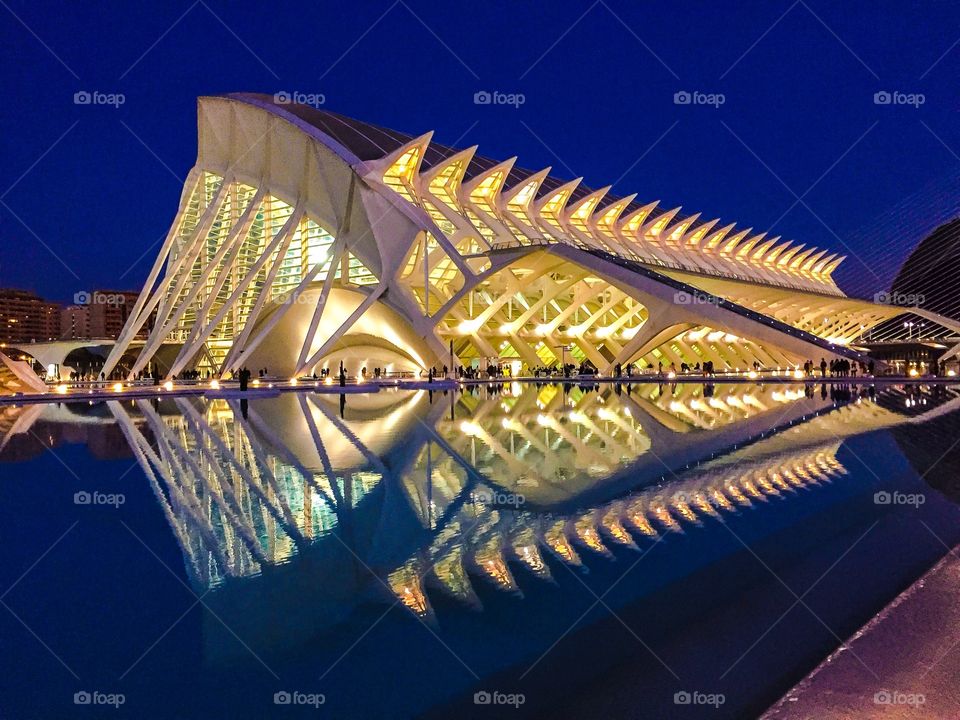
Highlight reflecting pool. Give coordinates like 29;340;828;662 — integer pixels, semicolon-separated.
2;382;960;718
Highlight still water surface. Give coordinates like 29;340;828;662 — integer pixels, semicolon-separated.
1;382;959;718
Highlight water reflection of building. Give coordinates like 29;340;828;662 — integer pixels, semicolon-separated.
0;402;136;461
3;383;959;628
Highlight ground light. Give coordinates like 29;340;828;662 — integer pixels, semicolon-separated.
793;370;804;380
209;379;220;389
163;381;174;391
55;384;68;394
112;383;124;392
748;370;758;379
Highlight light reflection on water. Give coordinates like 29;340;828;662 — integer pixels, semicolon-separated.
3;382;960;718
1;382;953;605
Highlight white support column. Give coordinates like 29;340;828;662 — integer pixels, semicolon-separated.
294;239;347;375
165;207;304;378
299;284;386;373
224;256;332;375
124;181;232;377
102;171;219;377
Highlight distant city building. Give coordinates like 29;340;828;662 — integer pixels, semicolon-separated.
60;305;90;340
0;289;60;343
85;290;142;338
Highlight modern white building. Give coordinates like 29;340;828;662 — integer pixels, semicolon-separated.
102;94;960;379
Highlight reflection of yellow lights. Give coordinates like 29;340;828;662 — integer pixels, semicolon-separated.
672;497;698;523
650;502;681;532
710;487;734;511
252;378;261;387
626;509;658;537
516;545;548;577
388;566;429;617
575;517;610;555
477;550;516;590
163;380;173;391
601;512;633;546
55;384;68;394
544;522;582;566
112;382;124;392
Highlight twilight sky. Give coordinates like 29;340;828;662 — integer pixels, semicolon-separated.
1;0;959;302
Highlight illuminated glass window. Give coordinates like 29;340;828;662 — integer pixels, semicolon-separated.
382;145;421;205
469;171;504;219
539;190;572;237
569;196;600;236
427;159;464;211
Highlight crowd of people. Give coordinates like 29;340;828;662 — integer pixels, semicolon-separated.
802;358;874;378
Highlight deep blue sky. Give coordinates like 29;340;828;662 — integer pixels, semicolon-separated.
1;0;958;302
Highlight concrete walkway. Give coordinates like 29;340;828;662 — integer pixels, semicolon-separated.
764;547;960;719
0;373;957;406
